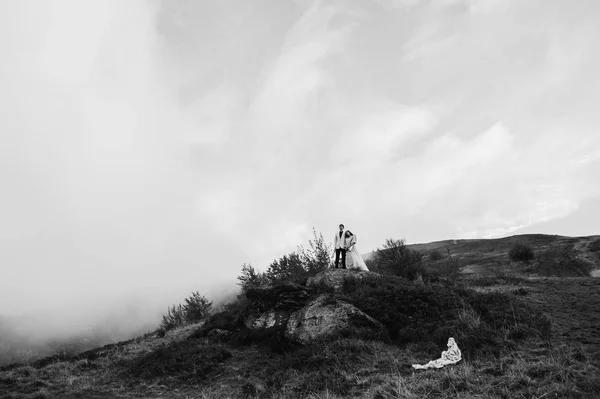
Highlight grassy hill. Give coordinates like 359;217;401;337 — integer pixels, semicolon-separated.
365;233;600;277
1;233;600;398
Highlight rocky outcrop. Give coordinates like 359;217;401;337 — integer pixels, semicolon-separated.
242;283;312;333
244;310;288;330
306;268;373;292
229;271;388;345
285;295;387;344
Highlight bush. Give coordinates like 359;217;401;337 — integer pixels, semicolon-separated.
237;228;333;289
297;228;332;276
183;291;212;323
159;292;213;333
266;252;307;285
338;274;463;345
509;242;535;263
160;304;185;332
237;263;268;292
373;238;426;280
429;249;444;261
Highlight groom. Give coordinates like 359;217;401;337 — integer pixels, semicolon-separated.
334;223;347;269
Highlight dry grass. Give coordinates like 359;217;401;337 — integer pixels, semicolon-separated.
2;329;598;398
2;262;600;398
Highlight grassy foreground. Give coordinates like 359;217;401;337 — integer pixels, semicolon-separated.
2;274;600;398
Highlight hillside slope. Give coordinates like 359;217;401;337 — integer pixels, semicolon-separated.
2;268;600;398
2;233;600;398
365;234;600;277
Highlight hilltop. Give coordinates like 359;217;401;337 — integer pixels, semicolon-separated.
1;233;600;398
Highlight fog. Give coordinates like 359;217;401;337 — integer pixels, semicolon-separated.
0;0;245;346
2;0;600;356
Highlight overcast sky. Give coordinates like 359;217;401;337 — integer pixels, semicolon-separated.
1;0;599;317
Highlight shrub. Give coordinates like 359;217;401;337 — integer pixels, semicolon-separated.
297;228;332;276
373;238;426;280
159;292;213;333
237;228;333;288
509;241;535;263
266;252;307;285
160;304;185;332
192;295;249;337
338;274;463;345
237;263;268;292
182;291;212;323
429;249;444;261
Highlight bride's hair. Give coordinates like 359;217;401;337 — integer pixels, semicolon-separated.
345;230;353;237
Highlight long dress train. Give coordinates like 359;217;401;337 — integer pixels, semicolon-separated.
346;236;369;271
412;338;462;370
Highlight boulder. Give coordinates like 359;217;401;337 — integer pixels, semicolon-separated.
306;268;373;292
285;294;387;344
244;310;289;330
242;283;312;334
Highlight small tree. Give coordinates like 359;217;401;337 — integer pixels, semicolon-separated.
237;263;269;292
266;252;306;284
375;238;425;280
509;242;535;263
183;291;212;323
297;228;332;276
160;304;185;332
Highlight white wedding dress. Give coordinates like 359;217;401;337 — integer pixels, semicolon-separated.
412;338;462;370
345;235;369;271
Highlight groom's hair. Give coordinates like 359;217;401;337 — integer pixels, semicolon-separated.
339;224;344;228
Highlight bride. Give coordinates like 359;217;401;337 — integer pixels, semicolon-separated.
344;230;369;271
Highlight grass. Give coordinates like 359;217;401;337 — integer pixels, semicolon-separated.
2;256;600;398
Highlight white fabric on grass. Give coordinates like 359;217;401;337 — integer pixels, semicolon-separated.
412;338;462;370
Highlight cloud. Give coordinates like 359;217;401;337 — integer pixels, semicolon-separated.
2;0;600;329
0;0;244;321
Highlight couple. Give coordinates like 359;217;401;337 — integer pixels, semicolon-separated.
333;224;369;271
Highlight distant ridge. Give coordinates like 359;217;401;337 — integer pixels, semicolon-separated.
362;233;600;263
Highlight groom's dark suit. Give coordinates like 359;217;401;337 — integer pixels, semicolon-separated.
334;230;346;268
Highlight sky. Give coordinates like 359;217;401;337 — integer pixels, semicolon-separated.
1;0;599;322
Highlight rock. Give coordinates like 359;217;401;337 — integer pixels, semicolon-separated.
244;310;289;330
306;268;373;292
243;284;312;333
285;294;387;344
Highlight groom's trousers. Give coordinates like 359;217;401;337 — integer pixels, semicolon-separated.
334;248;346;269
